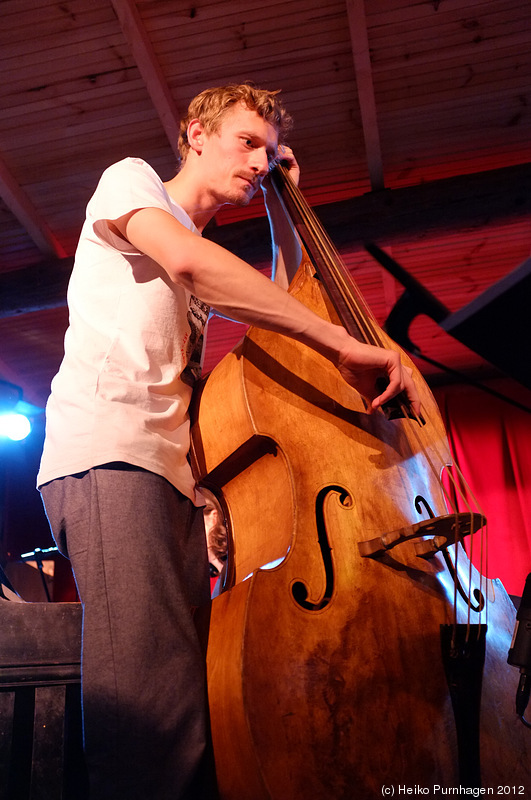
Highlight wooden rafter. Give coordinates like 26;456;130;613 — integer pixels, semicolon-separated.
346;0;384;191
110;0;182;160
0;153;67;259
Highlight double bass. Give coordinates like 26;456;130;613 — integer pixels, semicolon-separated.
191;165;530;798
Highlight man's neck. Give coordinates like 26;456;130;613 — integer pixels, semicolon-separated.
164;169;221;233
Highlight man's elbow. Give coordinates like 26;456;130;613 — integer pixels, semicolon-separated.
162;258;196;291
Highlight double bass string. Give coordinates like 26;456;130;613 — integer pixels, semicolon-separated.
273;166;380;347
404;412;489;636
398;375;489;636
273;165;489;638
407;375;490;635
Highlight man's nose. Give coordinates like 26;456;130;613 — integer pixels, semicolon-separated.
250;148;270;177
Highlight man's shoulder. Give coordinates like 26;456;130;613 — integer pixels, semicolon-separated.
88;158;167;211
101;157;160;182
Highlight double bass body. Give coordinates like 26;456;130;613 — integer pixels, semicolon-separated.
191;246;530;798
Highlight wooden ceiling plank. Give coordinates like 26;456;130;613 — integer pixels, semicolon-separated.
369;28;531;69
159;34;353;74
141;0;340;30
367;0;525;28
368;1;527;39
0;8;117;56
5;106;162;152
110;0;182;160
0;47;136;98
377;71;531;113
0;82;149;130
153;7;348;51
346;0;384;191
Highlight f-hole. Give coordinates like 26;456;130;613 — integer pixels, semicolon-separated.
291;484;350;611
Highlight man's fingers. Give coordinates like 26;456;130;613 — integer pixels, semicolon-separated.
338;344;421;417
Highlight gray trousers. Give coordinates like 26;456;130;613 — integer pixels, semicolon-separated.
41;463;215;800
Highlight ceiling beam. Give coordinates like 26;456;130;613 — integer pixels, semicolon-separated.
0;256;74;318
346;0;384;191
2;162;530;318
0;153;68;259
111;0;182;160
209;161;531;260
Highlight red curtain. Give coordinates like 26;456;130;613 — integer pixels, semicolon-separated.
433;379;531;598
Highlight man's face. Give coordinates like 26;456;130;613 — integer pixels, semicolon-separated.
198;103;279;208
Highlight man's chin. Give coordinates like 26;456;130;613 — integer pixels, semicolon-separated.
225;191;253;208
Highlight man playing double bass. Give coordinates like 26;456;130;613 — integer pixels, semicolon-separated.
37;83;420;799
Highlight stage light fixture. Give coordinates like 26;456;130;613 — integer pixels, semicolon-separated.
0;412;32;441
0;380;41;442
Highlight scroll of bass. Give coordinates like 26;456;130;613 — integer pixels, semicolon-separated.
190;166;530;799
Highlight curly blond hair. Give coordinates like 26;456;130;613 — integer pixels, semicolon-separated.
178;83;293;165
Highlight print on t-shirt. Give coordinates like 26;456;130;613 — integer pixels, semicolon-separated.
181;295;210;386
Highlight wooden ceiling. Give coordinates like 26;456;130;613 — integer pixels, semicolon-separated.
1;0;531;413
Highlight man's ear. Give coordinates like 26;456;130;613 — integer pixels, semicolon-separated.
187;119;204;154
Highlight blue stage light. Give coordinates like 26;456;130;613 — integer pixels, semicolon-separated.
0;412;32;441
0;380;42;442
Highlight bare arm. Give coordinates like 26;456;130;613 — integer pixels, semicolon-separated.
114;206;420;415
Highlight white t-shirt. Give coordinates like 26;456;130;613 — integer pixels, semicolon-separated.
37;158;209;503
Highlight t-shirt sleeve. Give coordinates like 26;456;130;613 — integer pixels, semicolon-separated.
88;158;176;253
